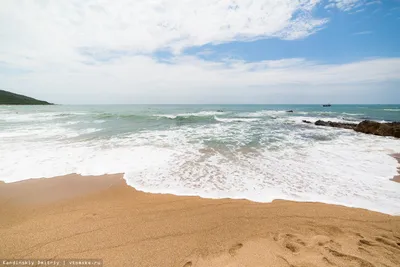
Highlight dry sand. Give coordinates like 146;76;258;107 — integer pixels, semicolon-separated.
0;174;399;267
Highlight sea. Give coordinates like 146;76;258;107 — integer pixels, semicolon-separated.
1;104;399;214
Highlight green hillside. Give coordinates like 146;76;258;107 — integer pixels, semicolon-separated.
0;90;53;105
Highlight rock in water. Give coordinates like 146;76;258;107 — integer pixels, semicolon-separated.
286;110;294;113
315;120;329;126
302;120;312;124
315;120;357;130
314;119;400;138
355;120;400;138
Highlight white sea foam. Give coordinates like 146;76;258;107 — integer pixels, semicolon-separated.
154;111;225;119
241;110;287;117
0;113;54;122
289;116;361;124
155;114;177;119
123;127;400;214
214;116;260;122
0;111;88;123
384;109;400;112
1;108;400;215
341;112;363;116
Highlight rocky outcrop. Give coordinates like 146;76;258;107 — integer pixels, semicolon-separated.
307;119;400;138
315;120;357;130
302;120;312;124
355;120;400;138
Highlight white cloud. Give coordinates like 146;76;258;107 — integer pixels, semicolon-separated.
0;0;327;57
326;0;381;11
353;30;372;35
365;1;382;6
0;0;399;104
326;0;362;11
1;54;399;104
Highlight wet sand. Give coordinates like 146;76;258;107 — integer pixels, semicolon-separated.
0;174;399;267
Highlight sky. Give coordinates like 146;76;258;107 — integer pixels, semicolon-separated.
0;0;399;104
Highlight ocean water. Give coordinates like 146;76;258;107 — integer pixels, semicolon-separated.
1;104;400;214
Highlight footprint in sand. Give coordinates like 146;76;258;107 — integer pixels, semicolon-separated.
375;236;400;250
182;261;192;267
355;233;364;238
325;247;375;267
285;242;300;253
311;235;331;247
274;233;307;253
358;239;375;247
228;243;243;256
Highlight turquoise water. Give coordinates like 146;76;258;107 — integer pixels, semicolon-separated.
2;104;399;138
0;104;399;214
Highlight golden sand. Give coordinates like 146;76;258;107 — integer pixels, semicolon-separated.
0;174;399;267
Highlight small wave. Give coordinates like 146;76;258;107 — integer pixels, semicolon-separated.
154;114;218;124
174;115;216;123
314;111;335;116
54;113;72;117
80;128;101;134
156;114;177;119
0;113;56;122
154;111;225;119
241;110;287;118
384;109;400;112
94;113;148;120
64;121;80;125
214;116;260;123
53;112;87;118
155;114;260;124
341;112;363;116
94;113;114;119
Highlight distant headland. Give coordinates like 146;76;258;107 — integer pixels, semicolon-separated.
0;90;53;105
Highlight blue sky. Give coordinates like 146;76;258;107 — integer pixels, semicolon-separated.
186;1;400;63
0;0;399;104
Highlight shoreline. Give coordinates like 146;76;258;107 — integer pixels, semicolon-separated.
1;164;399;214
0;174;399;267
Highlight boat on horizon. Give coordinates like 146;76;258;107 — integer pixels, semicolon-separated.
322;104;332;107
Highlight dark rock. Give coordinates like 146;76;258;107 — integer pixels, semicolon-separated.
355;120;400;138
314;119;400;138
315;120;329;126
315;120;357;130
302;120;312;124
286;110;294;113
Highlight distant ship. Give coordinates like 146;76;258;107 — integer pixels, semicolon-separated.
322;104;331;107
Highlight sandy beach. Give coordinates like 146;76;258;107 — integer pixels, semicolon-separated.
0;174;399;267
